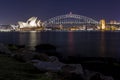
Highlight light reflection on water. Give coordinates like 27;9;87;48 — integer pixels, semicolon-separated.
68;32;74;56
28;31;37;50
100;32;105;57
0;31;120;58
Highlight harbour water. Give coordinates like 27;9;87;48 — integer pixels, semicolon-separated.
0;31;120;58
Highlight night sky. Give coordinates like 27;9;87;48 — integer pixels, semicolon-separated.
0;0;119;24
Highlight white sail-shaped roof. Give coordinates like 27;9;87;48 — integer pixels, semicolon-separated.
37;20;42;27
18;17;42;28
18;22;29;28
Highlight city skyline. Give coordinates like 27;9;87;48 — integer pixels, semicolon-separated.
0;0;119;24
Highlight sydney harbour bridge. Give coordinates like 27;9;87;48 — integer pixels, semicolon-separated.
43;12;99;30
2;12;120;31
44;12;98;26
43;12;120;31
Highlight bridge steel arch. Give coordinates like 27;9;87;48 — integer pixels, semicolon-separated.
44;13;99;27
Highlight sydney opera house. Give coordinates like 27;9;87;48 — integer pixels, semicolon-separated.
18;17;44;31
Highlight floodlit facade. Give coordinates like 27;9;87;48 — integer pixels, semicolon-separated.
18;17;43;28
10;25;19;30
100;19;106;30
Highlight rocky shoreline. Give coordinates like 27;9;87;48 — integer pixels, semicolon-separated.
0;43;116;80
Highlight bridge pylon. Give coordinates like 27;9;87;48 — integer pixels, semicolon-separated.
100;19;106;30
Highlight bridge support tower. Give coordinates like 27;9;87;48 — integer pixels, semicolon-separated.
100;19;106;30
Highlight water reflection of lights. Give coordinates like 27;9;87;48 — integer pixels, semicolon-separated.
100;32;106;57
68;32;74;55
28;31;37;50
19;32;27;45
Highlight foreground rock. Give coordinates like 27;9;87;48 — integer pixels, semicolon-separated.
12;48;50;62
0;43;114;80
31;59;65;72
85;70;114;80
12;48;34;62
11;48;114;80
31;59;114;80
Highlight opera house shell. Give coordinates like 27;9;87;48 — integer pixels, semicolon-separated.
18;17;43;29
